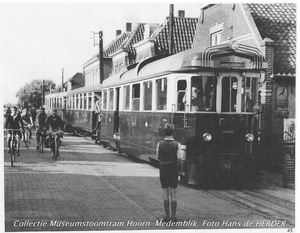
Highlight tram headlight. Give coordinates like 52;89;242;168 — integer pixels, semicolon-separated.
245;133;254;142
203;133;212;141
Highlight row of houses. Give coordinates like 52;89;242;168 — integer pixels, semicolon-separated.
64;3;296;186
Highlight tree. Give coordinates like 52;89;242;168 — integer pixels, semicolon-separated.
16;79;56;109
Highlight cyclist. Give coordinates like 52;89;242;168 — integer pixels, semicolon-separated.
21;107;34;141
35;107;48;150
45;109;64;155
5;106;24;155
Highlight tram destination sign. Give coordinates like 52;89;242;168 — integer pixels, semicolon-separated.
219;62;245;69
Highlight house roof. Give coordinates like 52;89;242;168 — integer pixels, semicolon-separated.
152;17;198;56
103;32;131;57
67;73;85;90
114;23;147;65
247;3;296;75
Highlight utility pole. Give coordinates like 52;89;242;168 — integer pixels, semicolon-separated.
169;4;174;55
92;31;104;84
62;68;64;92
42;79;45;106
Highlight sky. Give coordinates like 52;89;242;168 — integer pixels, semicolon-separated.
0;1;202;105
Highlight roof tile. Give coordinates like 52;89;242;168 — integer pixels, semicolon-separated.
247;3;296;75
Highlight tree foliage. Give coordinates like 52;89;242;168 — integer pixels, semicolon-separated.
16;79;56;109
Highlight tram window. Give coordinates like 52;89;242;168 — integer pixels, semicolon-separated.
76;95;79;109
221;76;238;112
109;89;114;110
124;85;130;110
242;77;257;112
177;80;187;111
88;93;92;110
143;81;152;110
70;95;73;109
83;93;87;110
156;78;167;110
132;84;140;111
190;76;217;112
103;90;107;110
79;94;82;109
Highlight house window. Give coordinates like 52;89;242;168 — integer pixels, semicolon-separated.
211;30;222;46
210;23;223;46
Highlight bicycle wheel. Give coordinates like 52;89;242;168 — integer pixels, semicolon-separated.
40;135;44;153
24;131;29;149
53;139;59;161
10;140;15;166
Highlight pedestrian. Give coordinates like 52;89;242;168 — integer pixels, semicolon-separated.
4;107;11;119
31;107;37;125
156;124;184;222
93;95;102;143
35;107;47;150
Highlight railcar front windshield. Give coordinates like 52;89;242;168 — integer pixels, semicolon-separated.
186;75;258;113
189;76;217;112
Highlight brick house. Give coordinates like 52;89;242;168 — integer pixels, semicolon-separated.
192;3;296;184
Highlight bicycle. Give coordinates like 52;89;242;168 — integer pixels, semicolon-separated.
36;127;46;153
23;124;31;149
5;129;22;166
49;130;63;161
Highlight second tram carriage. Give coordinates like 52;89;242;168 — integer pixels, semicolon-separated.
45;41;266;189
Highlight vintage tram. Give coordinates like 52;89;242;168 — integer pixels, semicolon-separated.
100;41;266;188
45;86;101;135
44;92;67;120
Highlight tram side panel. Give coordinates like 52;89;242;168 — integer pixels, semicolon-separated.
101;111;174;161
65;109;94;132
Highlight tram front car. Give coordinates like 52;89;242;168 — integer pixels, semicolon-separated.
176;41;267;189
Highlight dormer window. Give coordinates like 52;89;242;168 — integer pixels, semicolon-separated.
144;24;151;39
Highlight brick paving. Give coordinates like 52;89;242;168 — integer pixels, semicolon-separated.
3;130;294;231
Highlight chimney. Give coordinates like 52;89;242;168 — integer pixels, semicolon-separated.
178;10;185;18
126;23;132;32
116;30;122;36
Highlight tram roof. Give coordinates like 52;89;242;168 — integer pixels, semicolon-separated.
45;92;67;98
102;41;267;87
66;84;102;95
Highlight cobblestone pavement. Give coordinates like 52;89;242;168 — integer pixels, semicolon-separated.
3;130;294;232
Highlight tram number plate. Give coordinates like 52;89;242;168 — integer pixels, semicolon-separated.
220;62;245;69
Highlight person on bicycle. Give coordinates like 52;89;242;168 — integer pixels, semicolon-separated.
21;107;34;140
5;106;24;155
35;107;48;150
45;109;64;154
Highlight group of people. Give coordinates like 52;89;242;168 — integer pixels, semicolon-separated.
4;106;63;156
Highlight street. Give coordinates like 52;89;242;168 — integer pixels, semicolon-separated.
3;130;294;231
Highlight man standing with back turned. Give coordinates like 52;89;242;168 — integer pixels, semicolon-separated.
156;124;184;222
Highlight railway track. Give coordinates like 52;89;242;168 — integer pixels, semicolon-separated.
203;189;295;228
